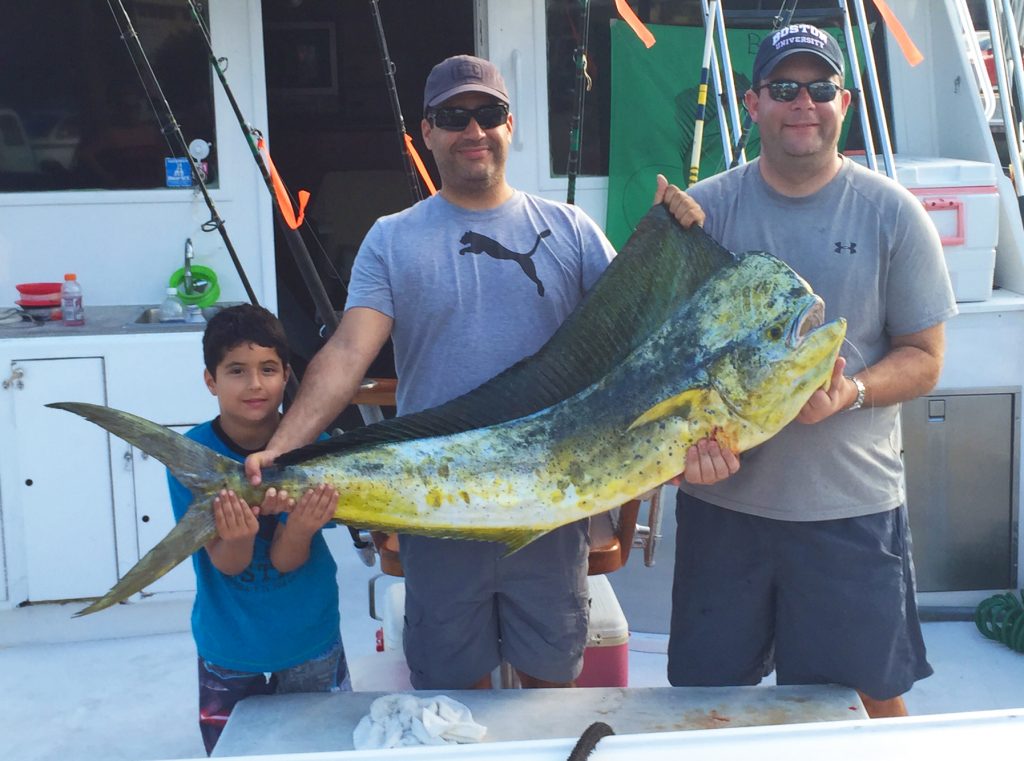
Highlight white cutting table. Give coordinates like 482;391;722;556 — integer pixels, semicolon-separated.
212;684;866;757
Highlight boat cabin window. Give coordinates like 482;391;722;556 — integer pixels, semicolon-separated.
0;0;218;193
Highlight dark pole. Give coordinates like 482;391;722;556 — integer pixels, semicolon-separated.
370;0;425;204
566;0;593;204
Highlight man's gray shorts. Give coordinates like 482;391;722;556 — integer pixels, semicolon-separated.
400;520;589;689
668;493;933;700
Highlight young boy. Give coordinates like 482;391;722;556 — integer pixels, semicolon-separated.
167;304;349;755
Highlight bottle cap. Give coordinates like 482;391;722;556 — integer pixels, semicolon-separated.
166;287;178;295
64;273;76;281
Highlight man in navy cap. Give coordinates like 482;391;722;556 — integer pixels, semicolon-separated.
246;54;725;690
655;25;956;717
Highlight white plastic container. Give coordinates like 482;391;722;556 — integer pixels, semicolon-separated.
576;574;629;687
852;155;999;302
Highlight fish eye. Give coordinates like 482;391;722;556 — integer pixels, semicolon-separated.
767;325;784;341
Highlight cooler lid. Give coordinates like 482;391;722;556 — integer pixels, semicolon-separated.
848;154;999;188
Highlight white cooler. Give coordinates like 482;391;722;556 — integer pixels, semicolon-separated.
851;155;1000;302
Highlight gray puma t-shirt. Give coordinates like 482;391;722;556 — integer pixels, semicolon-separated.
681;156;958;521
346;191;616;415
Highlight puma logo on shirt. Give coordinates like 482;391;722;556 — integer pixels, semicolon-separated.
459;229;551;296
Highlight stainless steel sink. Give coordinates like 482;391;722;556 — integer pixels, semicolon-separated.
133;307;165;324
129;303;237;326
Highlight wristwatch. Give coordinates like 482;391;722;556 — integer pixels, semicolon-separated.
845;375;866;412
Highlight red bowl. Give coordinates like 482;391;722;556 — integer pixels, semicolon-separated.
16;282;63;297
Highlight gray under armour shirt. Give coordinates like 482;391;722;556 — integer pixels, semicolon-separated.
681;156;958;521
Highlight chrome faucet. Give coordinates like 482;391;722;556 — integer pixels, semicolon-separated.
183;238;194;295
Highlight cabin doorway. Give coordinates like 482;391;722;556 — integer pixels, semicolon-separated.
260;0;475;427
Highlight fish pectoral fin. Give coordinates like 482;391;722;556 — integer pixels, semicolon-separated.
500;530;550;556
627;387;721;431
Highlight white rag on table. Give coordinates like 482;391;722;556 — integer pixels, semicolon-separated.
352;694;488;750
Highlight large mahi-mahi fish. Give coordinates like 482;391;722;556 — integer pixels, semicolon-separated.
51;206;846;616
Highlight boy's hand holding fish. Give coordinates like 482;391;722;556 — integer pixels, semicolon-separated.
270;485;339;573
255;486;294;515
208;489;259;575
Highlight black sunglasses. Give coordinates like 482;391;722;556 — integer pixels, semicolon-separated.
427;103;509;131
760;79;842;103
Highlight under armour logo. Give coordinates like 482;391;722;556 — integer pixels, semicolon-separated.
834;241;857;255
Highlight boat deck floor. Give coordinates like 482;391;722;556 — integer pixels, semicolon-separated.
3;532;1024;761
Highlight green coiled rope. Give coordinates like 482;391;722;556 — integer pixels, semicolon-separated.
975;590;1024;653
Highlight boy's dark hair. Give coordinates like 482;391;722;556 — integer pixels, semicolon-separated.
202;304;290;375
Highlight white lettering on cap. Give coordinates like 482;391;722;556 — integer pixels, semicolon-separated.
771;24;828;49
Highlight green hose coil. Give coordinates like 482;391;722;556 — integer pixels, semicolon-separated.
168;265;220;307
975;590;1024;653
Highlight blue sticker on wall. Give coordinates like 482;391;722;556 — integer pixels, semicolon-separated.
165;157;193;188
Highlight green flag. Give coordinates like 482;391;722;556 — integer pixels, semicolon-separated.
607;21;864;248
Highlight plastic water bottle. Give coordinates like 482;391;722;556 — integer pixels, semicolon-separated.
60;273;84;326
159;287;185;322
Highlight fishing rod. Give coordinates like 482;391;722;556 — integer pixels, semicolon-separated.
729;0;799;168
986;0;1024;212
370;0;425;204
846;0;894;177
703;0;744;168
106;0;258;306
566;0;592;205
688;0;720;187
185;1;342;338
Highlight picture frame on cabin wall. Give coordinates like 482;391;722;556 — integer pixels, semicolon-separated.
265;21;340;113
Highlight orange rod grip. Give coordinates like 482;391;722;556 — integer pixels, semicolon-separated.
258;137;308;230
405;133;437;196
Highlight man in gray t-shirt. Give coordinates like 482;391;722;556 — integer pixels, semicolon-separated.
657;26;957;718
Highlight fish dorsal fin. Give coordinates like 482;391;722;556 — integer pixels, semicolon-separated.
279;206;736;465
627;386;724;431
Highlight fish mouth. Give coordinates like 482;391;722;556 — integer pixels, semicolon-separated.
790;297;825;345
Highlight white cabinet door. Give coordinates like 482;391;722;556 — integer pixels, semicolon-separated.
12;357;118;601
130;425;197;595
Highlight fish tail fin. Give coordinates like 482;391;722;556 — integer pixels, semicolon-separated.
74;505;215;616
46;401;242;493
47;402;244;616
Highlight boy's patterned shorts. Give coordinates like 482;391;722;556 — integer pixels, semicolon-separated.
197;637;350;755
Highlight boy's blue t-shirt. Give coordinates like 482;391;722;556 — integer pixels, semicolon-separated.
167;419;340;672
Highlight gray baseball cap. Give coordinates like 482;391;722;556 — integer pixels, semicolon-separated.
423;55;509;113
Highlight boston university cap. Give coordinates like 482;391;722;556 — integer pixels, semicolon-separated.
752;24;845;85
423;55;510;112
